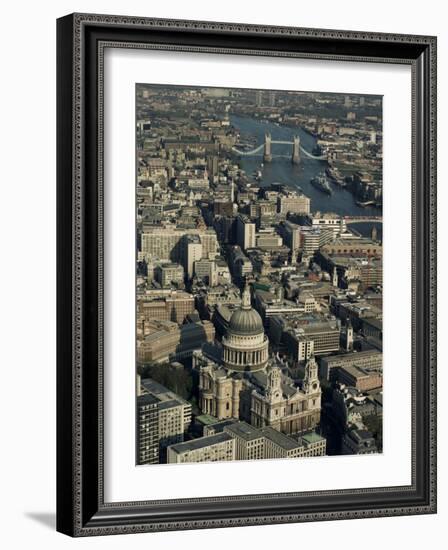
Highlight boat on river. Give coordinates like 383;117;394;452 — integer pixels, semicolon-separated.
325;166;346;187
310;173;332;195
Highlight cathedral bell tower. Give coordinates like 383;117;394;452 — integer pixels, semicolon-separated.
302;355;320;394
266;366;282;402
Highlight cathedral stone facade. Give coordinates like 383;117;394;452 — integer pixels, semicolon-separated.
193;285;322;436
251;358;321;435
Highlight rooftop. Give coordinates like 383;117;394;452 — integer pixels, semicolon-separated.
169;432;234;454
158;399;184;411
205;419;239;433
196;414;218;426
340;365;372;379
225;421;263;441
301;432;326;445
261;427;303;450
141;378;190;406
137;393;160;406
321;350;382;364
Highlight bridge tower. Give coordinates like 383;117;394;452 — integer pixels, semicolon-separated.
263;133;272;163
292;135;300;164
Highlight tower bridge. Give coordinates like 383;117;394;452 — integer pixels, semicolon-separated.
232;132;327;163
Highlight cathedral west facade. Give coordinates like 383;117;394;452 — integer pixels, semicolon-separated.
193;285;322;436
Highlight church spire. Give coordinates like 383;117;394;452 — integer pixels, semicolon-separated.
332;268;338;287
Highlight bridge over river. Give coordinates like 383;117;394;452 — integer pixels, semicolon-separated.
232;132;326;163
343;216;383;224
230;114;381;219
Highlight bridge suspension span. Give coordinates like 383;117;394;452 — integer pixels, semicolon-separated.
231;133;327;162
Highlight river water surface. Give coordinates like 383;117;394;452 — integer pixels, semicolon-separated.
230;114;382;240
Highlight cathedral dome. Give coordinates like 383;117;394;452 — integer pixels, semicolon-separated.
222;284;269;372
228;306;264;336
228;285;264;336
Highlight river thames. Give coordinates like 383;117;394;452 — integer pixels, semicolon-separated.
230;114;382;241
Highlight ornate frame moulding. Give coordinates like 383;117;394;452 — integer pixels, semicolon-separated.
56;13;437;537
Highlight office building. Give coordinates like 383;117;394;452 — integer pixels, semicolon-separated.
194;258;218;286
337;365;382;392
320;350;382;381
256;233;283;250
253;287;303;320
138;290;195;324
136;394;159;465
307;212;347;238
249;200;277;219
271;313;341;360
223;421;326;460
137;319;215;363
316;252;383;290
184;234;202;278
139;378;193;462
140;226;218;262
229;246;253;280
299;226;334;259
320;238;382;257
236;215;256;250
167;432;236;464
277;192;311;215
154;263;184;287
281;220;301;251
141;379;192;431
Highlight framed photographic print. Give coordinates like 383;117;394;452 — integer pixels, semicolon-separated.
56;13;437;536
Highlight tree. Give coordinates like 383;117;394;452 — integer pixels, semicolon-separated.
139;362;194;401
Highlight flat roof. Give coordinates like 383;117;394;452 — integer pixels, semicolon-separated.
141;378;189;405
206;419;239;433
196;414;219;426
158;399;183;411
301;432;326;445
321;350;382;365
225;421;262;441
340;365;371;379
137;394;159;406
261;427;302;450
169;432;233;454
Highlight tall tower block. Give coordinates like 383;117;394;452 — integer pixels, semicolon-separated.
263;133;272;163
292;135;300;164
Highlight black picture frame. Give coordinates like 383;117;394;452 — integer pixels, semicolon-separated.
57;13;437;537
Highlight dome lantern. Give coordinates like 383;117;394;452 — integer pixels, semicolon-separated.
241;283;251;309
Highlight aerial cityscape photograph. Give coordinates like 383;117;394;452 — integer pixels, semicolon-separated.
135;84;383;466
